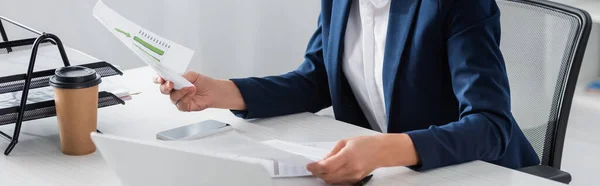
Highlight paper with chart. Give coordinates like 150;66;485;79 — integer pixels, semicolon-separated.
92;0;194;90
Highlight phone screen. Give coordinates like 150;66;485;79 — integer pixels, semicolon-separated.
157;120;230;140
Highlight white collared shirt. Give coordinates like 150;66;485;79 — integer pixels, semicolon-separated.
342;0;391;133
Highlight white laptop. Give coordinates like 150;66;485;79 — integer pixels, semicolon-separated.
90;132;274;186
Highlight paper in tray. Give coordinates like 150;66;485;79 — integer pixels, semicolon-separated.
0;61;122;95
0;91;125;126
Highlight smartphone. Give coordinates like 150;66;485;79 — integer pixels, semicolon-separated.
156;120;232;140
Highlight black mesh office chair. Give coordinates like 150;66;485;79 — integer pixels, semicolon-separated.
497;0;592;184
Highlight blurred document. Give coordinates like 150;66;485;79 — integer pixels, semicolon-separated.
298;141;337;151
92;0;194;90
165;131;316;178
259;140;339;177
259;159;313;178
262;140;330;161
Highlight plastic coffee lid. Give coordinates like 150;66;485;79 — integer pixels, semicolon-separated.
49;66;102;89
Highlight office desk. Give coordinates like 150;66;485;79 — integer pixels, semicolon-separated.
0;63;568;185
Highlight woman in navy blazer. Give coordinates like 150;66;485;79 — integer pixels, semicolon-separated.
156;0;539;184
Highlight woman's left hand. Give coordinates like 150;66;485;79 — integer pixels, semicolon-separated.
306;134;419;185
306;135;384;185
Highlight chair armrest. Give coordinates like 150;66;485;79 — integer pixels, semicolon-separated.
518;165;571;184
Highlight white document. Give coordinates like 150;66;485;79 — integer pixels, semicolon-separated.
262;140;330;161
92;0;194;90
164;131;317;178
298;142;337;152
202;151;312;178
257;159;313;178
259;139;341;178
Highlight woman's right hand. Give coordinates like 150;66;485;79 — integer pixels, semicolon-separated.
153;71;246;112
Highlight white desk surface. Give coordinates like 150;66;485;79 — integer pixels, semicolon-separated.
0;49;565;185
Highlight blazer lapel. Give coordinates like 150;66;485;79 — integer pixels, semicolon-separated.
382;0;420;121
326;0;352;100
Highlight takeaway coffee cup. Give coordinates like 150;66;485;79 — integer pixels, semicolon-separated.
49;66;102;155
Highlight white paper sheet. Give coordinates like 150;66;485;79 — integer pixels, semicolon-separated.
298;141;337;151
92;0;194;90
258;159;313;178
259;140;343;178
262;140;330;161
163;131;317;178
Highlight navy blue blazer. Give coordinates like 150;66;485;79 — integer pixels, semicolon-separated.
231;0;540;171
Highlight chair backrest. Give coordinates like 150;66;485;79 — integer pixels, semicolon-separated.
497;0;592;168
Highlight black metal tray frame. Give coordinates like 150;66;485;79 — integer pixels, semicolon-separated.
0;16;125;155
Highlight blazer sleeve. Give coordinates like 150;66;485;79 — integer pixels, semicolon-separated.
229;15;331;119
405;0;517;170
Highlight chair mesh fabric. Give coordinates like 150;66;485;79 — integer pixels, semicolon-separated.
497;0;580;164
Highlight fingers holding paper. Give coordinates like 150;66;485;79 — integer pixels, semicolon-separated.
307;134;420;185
153;71;209;112
154;77;172;95
307;136;381;185
153;71;247;112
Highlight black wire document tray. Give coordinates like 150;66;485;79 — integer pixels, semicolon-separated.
0;61;123;94
0;15;127;155
0;91;125;126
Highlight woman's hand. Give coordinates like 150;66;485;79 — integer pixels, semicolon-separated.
307;136;384;185
153;71;246;111
306;134;419;185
